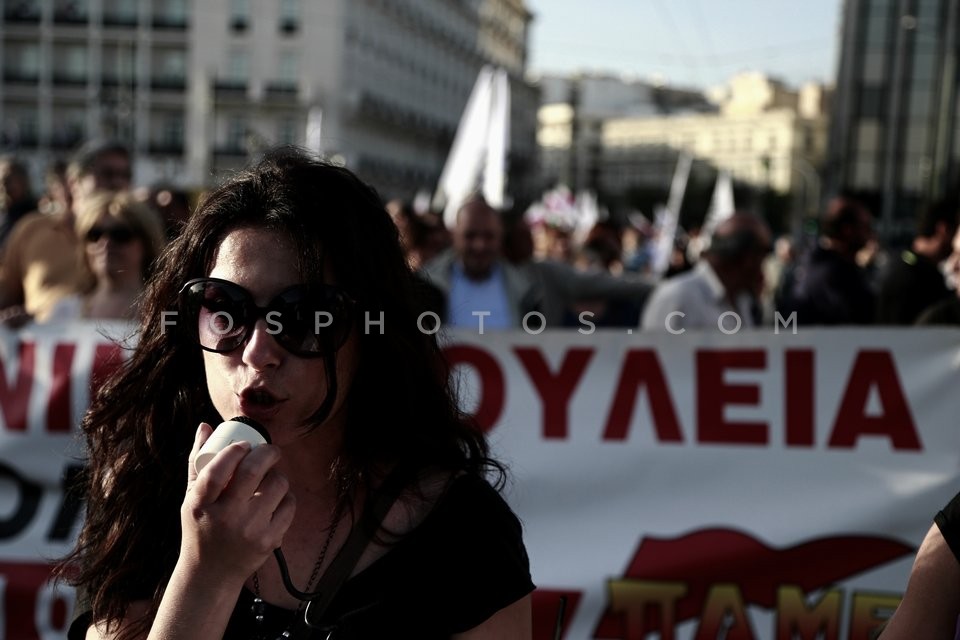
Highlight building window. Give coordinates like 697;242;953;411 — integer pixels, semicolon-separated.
279;0;299;33
227;49;249;83
4;1;41;22
54;45;88;84
163;114;184;146
227;117;247;150
859;86;886;119
51;109;86;149
853;157;878;190
900;156;923;191
911;51;938;84
857;121;881;153
153;0;187;28
277;117;297;145
863;51;886;83
103;43;136;86
909;89;934;119
5;113;39;146
905;123;930;155
278;51;299;85
4;42;40;82
865;3;891;46
153;49;186;89
230;0;249;31
103;0;138;25
54;0;88;23
161;50;185;78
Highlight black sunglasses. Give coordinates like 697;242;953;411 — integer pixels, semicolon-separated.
86;225;135;244
178;277;355;358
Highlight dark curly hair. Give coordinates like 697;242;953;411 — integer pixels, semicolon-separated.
59;148;499;638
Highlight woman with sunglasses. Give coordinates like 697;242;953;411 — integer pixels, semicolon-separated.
50;191;167;320
62;148;534;639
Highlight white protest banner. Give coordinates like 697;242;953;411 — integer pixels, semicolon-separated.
0;322;128;640
2;324;960;640
443;327;960;640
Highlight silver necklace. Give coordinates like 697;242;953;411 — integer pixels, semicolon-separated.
251;501;345;638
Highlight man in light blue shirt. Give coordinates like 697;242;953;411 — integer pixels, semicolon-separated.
422;196;543;330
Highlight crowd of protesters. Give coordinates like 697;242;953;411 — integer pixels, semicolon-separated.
2;140;960;332
0;140;186;325
407;189;960;333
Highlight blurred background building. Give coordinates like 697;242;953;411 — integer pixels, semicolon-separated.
534;72;714;195
828;0;960;242
7;0;959;242
536;70;829;233
0;0;538;202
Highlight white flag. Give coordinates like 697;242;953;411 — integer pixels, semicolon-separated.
651;153;692;277
702;170;735;242
435;66;511;229
483;68;511;211
651;204;679;277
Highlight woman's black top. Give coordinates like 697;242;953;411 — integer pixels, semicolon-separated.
70;473;535;639
936;489;960;563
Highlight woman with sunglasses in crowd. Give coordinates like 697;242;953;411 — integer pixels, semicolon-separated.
61;148;533;639
48;191;167;321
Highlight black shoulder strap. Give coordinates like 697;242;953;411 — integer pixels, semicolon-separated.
288;466;413;638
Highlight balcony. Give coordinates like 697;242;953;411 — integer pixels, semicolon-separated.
230;17;248;32
213;80;248;101
3;69;39;84
0;132;38;149
151;14;188;30
52;73;88;87
263;81;298;103
102;13;139;27
50;132;85;150
213;144;247;158
151;76;187;91
53;9;89;24
149;140;185;155
3;3;40;23
101;75;137;88
279;18;299;34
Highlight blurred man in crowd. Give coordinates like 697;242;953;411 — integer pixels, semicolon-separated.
876;195;959;324
916;224;960;325
780;196;876;325
422;195;541;330
641;212;771;332
386;199;450;271
0;140;132;323
0;157;37;251
135;183;192;240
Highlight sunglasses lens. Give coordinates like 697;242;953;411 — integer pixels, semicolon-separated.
110;227;135;243
87;226;135;244
182;280;249;353
272;287;353;356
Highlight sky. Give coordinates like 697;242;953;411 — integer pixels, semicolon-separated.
525;0;843;90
